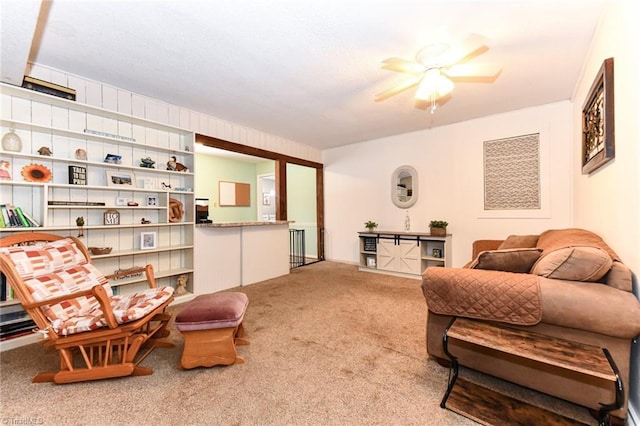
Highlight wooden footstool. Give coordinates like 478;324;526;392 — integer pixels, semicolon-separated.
175;292;249;369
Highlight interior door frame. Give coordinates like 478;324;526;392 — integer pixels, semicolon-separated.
196;134;325;261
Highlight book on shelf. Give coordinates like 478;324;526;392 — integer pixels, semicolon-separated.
48;201;106;206
20;210;41;227
0;204;40;228
14;207;31;227
0;319;36;340
0;205;10;227
1;274;14;302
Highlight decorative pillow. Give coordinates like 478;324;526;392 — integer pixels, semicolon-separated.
530;246;612;282
470;248;542;273
498;235;540;250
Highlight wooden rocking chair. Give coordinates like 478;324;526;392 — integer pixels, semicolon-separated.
0;233;175;384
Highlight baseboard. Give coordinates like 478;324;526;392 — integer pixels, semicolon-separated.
628;402;638;426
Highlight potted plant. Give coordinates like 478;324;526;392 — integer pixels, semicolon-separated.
364;220;378;232
429;220;448;236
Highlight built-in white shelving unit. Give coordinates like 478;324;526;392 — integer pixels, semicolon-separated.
0;83;196;349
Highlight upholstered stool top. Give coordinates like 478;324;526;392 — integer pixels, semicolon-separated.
175;292;248;332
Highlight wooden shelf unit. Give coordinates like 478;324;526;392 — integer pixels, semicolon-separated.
357;231;451;278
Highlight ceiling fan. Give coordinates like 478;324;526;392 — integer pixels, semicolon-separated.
375;34;502;113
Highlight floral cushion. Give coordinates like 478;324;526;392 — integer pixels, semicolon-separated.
26;263;113;326
111;287;175;324
0;238;87;280
53;286;175;336
1;238;174;336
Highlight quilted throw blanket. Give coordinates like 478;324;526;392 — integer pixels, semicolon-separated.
421;267;542;325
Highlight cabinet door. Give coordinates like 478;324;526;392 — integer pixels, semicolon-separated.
396;240;421;274
376;239;397;271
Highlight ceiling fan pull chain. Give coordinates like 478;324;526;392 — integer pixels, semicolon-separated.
430;94;437;114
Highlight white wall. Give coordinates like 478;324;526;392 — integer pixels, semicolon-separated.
24;63;322;163
570;1;640;420
323;101;573;267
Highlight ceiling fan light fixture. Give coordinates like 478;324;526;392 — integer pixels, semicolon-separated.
414;68;454;101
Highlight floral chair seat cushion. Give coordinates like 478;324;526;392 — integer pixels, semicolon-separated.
110;286;175;324
52;286;175;336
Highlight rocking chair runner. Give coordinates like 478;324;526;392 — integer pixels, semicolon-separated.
0;233;175;384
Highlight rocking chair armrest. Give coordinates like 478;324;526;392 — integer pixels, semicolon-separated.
92;284;118;329
22;285;118;329
22;288;96;309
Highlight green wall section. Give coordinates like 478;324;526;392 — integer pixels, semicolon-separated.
195;156;317;257
195;155;274;222
287;164;317;257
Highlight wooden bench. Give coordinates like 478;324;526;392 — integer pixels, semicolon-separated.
440;318;623;426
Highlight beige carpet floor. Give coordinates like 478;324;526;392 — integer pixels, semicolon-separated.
0;261;594;425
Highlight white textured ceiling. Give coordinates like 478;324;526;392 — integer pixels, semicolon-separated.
1;0;607;150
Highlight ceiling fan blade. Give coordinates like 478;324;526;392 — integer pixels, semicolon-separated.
381;57;425;74
374;76;422;102
444;62;502;78
439;33;489;66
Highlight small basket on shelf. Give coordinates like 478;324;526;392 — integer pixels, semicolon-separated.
88;247;112;255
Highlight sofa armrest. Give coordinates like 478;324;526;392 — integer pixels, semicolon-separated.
471;239;504;259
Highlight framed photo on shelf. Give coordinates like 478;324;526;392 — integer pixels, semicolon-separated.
140;231;157;250
115;197;129;206
432;248;442;258
146;196;158;206
106;170;135;187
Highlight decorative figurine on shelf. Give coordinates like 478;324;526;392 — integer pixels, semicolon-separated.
161;182;172;189
141;218;151;224
75;216;85;237
37;146;53;156
166;156;189;172
139;157;155;168
175;274;188;296
2;128;22;152
75;148;87;160
169;198;184;223
166;156;177;171
0;160;11;180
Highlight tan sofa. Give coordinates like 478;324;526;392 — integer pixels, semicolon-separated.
421;228;640;420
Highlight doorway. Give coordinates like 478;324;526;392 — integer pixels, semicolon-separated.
258;174;276;221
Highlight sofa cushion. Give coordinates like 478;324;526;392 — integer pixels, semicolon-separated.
470;248;542;273
540;277;640;338
497;235;539;250
536;228;620;261
603;261;633;292
531;246;612;282
531;228;618;282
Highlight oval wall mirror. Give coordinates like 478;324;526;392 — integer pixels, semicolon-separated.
391;165;418;208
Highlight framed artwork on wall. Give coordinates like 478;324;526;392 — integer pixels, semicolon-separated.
582;57;614;175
